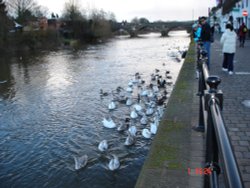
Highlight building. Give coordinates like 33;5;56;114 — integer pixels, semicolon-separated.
210;0;249;34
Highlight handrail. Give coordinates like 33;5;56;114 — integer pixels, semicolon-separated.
194;42;244;188
209;99;243;188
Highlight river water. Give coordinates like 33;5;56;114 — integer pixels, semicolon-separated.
0;32;190;188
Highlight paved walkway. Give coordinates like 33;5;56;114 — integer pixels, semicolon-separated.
210;35;250;187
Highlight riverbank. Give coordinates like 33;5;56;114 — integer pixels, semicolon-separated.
135;40;205;188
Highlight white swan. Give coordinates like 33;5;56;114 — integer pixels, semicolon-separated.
98;140;108;152
74;155;88;170
128;125;137;136
140;88;148;96
142;129;151;139
128;80;133;87
126;97;133;106
108;101;116;110
146;107;154;116
108;155;120;171
102;118;116;128
126;87;133;93
130;110;138;119
140;114;148;125
133;104;142;112
150;122;158;134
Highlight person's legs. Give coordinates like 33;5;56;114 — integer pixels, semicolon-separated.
242;36;246;47
228;53;234;73
222;53;228;70
239;36;243;47
203;41;211;69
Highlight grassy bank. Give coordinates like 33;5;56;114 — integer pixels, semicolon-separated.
135;40;196;187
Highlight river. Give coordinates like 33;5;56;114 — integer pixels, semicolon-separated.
0;32;190;188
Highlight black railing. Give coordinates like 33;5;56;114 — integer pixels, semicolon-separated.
194;42;244;188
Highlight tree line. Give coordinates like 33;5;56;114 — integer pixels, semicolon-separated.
0;0;122;52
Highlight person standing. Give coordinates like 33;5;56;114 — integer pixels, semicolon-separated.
200;17;212;69
220;23;237;75
238;23;248;47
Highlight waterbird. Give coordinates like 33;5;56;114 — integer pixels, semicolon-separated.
133;103;142;112
100;89;108;96
126;97;133;106
150;122;158;134
74;155;88;170
117;120;128;132
102;117;116;128
108;154;120;171
146;107;154;116
128;125;137;136
130;109;138;119
124;132;136;146
142;129;152;139
98;140;108;152
140;114;148;125
108;101;116;110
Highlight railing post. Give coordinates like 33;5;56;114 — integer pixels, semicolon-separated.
193;49;208;132
204;76;222;188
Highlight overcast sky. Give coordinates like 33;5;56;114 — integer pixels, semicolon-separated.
37;0;216;22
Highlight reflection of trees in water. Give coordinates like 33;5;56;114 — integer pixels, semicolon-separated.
0;57;15;99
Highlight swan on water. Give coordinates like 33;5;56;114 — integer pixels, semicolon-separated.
150;122;158;134
133;104;142;112
142;128;151;139
126;97;133;106
74;155;88;170
126;87;133;93
98;140;108;152
108;101;116;110
124;132;136;146
130;109;138;119
146;107;154;116
128;125;137;136
140;114;148;125
108;155;120;171
102;117;116;128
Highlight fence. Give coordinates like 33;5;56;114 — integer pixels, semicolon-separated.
194;42;244;188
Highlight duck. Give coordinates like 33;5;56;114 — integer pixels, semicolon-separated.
142;129;151;139
157;95;167;106
128;125;137;136
108;154;120;171
102;117;116;128
117;120;128;132
100;89;108;97
98;140;108;152
124;132;136;146
74;155;88;170
108;101;116;110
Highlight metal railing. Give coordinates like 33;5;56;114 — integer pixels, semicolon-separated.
194;42;244;188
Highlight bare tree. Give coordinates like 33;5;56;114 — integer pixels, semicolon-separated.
62;0;84;21
5;0;39;23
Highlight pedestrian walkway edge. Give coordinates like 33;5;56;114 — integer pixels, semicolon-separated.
135;40;199;188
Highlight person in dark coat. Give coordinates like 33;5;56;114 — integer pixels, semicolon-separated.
200;16;212;69
238;23;248;47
